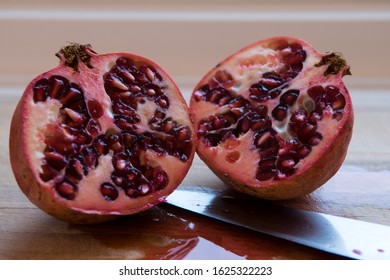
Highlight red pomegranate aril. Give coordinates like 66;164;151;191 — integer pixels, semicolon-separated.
291;109;308;123
176;127;190;142
87;99;104;119
33;79;50;102
308;112;322;125
251;118;271;131
106;134;123;152
298;123;317;143
157;95;169;108
256;169;275;181
64;108;84;124
40;163;60;182
61;86;83;106
272;105;288;121
49;76;68;99
280;89;300;106
307;85;324;101
297;145;311;159
56;181;78;200
82;147;98;168
308;132;323;146
332;94;346;110
278;157;296;169
66;157;86;180
93;136;108;156
10;43;195;223
238;117;250;133
120;69;135;83
44;150;67;171
100;182;119;201
190;36;353;200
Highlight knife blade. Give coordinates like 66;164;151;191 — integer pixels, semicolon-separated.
165;187;390;260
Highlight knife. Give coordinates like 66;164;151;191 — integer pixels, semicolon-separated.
165;186;390;260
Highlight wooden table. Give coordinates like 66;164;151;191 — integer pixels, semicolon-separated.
1;88;390;260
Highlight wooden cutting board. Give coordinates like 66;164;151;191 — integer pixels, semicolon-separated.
1;91;390;260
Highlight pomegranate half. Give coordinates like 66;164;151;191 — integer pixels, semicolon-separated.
10;44;195;223
190;36;353;200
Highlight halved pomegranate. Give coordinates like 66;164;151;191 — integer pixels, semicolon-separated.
190;36;353;200
10;43;195;223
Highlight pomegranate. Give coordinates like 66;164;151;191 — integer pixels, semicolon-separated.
190;36;353;200
9;43;195;223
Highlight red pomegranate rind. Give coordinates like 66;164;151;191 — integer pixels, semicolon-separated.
190;36;353;200
10;44;195;223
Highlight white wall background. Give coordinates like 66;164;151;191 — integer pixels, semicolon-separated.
1;0;389;98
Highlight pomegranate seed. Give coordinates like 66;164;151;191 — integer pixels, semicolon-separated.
308;132;323;146
126;188;138;198
238;117;250;133
146;88;156;97
157;96;169;108
152;168;168;190
230;107;244;118
193;91;204;102
82;147;98;167
272;105;288;121
49;76;67;99
332;93;346;110
113;153;128;172
100;182;119;201
130;85;141;93
286;49;307;65
141;65;156;81
66;158;85;180
278;157;295;169
44;150;67;171
40;163;59;182
111;174;124;187
92;137;107;156
307;85;324;101
33;78;50;102
87;99;104;119
111;76;129;91
290;109;308;123
120;69;135;83
297;145;311;158
325;85;339;96
256;170;275;181
138;184;150;195
55;181;77;200
176;127;190;142
61;85;83;106
333;111;343;121
308;112;322;125
299;123;317;143
64;108;84;124
107;134;124;153
251;117;271;132
280;89;300;106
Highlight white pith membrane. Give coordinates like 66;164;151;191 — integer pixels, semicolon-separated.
191;40;348;187
25;54;193;214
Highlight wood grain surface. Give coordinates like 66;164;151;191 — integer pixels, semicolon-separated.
1;89;390;260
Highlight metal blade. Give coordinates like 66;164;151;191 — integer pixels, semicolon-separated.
165;187;390;260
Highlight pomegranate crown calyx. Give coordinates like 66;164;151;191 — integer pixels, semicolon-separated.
315;52;351;77
56;43;96;72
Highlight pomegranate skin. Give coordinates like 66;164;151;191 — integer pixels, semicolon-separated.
190;36;353;200
10;44;195;223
